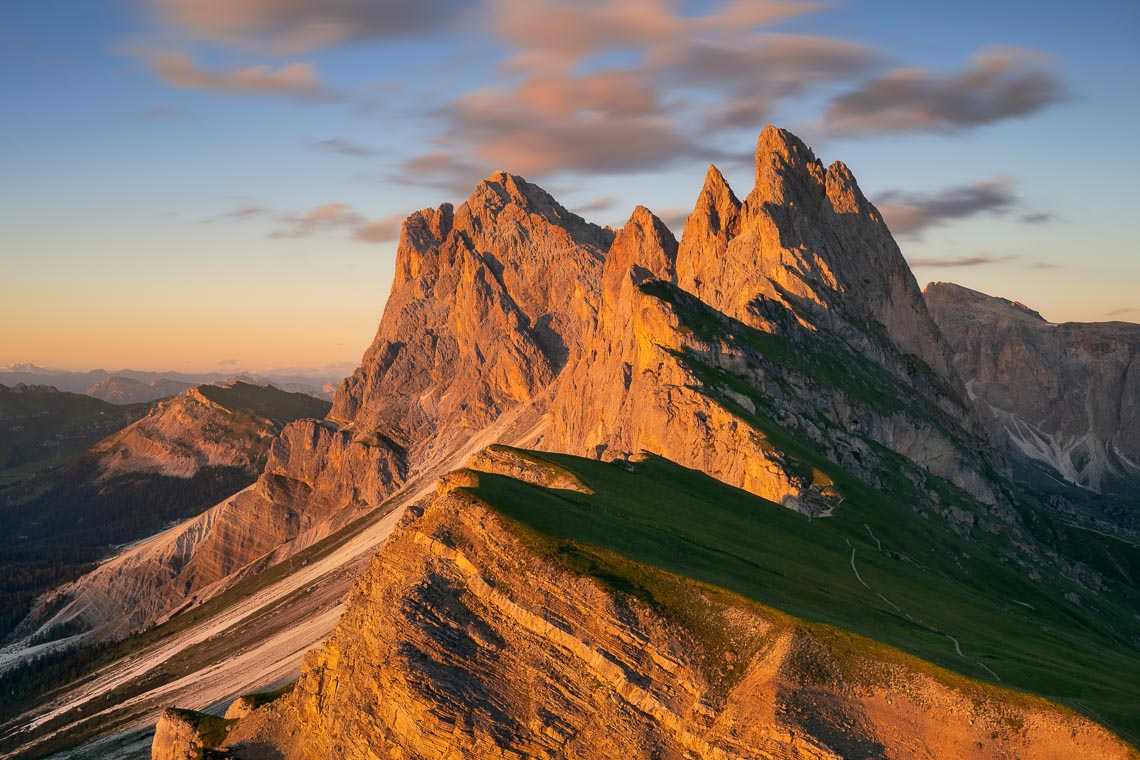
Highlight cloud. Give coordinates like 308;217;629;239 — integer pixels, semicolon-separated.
1019;212;1055;224
147;0;475;53
1106;307;1139;318
647;34;884;134
386;151;489;195
146;51;339;101
201;204;269;223
443;85;717;175
656;208;690;231
353;214;404;243
824;46;1066;136
492;0;827;68
139;104;192;119
218;358;240;366
269;203;403;242
574;197;619;215
393;3;881;185
310;138;380;157
907;253;1016;268
876;177;1018;238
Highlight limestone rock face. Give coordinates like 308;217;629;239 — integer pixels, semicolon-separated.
678;127;955;384
220;481;1129;760
331;173;611;449
550;206;814;506
92;382;327;480
150;708;231;760
549;127;1000;509
63;127;1015;645
926;282;1140;493
53;174;611;640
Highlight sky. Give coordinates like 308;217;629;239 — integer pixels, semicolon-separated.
2;0;1138;374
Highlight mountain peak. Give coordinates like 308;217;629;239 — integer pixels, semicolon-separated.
604;206;678;294
470;171;566;219
749;124;826;209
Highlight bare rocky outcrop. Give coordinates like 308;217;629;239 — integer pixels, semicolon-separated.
92;382;327;480
926;281;1140;493
548;127;1002;510
55;127;1019;642
49;173;611;640
151;708;233;760
216;477;1129;760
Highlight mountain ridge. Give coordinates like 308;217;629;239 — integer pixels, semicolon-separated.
3;126;1137;759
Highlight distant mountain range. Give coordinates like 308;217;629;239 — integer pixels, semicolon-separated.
0;365;344;402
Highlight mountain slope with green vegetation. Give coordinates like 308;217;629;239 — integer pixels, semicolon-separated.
461;446;1140;742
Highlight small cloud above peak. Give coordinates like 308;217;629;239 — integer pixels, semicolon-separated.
145;51;340;102
823;45;1066;137
310;138;381;157
908;252;1016;269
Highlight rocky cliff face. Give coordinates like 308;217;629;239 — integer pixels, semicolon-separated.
549;126;1001;510
53;127;1020;643
47;175;612;640
91;382;327;480
214;463;1129;760
926;282;1140;494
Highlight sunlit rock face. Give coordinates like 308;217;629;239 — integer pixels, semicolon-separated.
218;479;1131;760
548;125;1002;510
50;173;613;640
926;281;1140;494
59;125;1013;642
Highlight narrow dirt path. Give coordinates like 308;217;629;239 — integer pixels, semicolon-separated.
847;543;1000;682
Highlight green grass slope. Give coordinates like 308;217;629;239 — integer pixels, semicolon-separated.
462;446;1140;742
196;381;330;423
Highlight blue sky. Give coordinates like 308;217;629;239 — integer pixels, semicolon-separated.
2;0;1137;373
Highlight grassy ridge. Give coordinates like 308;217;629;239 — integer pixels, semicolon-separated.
197;382;330;423
464;447;1140;741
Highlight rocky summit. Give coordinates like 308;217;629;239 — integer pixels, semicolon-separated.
926;281;1140;496
4;126;1137;760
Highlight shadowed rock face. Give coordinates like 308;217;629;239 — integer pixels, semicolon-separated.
926;282;1140;494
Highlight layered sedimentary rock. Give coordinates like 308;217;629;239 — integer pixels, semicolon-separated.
549;127;1001;509
92;382;328;480
49;174;611;640
217;472;1128;760
926;282;1140;493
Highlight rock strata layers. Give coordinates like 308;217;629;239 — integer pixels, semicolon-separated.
926;282;1140;494
216;473;1129;760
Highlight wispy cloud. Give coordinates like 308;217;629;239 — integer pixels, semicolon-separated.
310;137;381;157
574;197;619;216
202;205;269;223
139;104;192;120
908;253;1016;268
824;46;1066;136
1106;307;1139;318
146;0;475;53
876;177;1031;238
270;203;403;243
146;51;340;102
